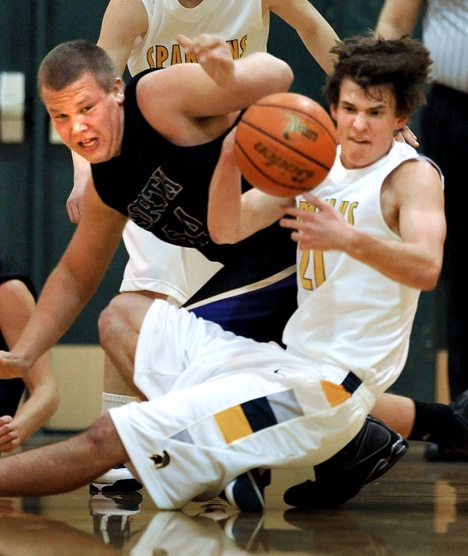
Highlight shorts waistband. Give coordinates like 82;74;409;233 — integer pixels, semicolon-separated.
341;371;362;394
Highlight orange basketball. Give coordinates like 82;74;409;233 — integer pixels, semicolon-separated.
234;92;337;197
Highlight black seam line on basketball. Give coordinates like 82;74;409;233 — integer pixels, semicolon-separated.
240;121;332;172
252;102;337;144
236;141;314;191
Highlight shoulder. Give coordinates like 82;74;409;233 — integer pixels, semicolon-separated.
384;151;443;213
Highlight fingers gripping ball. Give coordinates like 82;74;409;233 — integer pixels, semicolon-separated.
234;92;337;197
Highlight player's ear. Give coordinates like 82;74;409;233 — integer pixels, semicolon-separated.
395;113;409;131
330;104;338;121
113;78;125;104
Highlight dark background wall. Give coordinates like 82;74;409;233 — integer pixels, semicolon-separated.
0;1;435;400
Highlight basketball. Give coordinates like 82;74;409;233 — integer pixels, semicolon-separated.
234;92;337;197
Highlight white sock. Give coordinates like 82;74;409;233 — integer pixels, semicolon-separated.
101;392;139;415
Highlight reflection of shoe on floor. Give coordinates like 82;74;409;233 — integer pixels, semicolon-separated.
284;415;408;509
90;464;143;493
224;512;267;551
425;390;468;462
89;491;143;547
197;498;230;522
424;442;468;461
222;469;271;512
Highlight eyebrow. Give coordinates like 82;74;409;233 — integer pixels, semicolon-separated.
47;94;95;114
341;99;387;110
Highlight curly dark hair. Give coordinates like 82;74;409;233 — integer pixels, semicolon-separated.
323;33;432;116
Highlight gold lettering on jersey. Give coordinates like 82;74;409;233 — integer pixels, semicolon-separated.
298;198;359;290
297;200;312;290
334;199;358;224
347;202;358;224
145;36;248;68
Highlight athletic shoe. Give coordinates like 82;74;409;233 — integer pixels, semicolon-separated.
89;464;143;493
283;415;408;509
89;491;143;547
222;468;271;512
424;389;468;461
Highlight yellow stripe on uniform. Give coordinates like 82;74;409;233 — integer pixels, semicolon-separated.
214;404;253;443
320;380;351;407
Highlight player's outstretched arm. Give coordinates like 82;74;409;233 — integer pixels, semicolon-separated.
267;0;339;74
208;129;291;245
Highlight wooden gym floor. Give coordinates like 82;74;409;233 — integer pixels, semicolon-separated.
0;434;467;555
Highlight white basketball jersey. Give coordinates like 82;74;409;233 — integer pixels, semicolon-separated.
283;142;426;396
129;0;269;73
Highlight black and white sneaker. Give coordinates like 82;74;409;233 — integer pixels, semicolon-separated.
283;416;408;509
223;469;271;512
90;464;143;494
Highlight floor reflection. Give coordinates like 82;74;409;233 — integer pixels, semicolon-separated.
0;441;467;554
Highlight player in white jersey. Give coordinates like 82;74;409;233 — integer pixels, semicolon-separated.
0;34;445;512
282;141;423;396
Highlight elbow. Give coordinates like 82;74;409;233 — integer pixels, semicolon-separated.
419;276;440;292
209;228;238;245
207;210;242;244
264;53;294;92
416;264;442;292
280;62;294;91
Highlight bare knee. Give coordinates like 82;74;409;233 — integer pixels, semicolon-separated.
83;413;128;464
98;293;141;349
99;293;149;351
99;295;125;350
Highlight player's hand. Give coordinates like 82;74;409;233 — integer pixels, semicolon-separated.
280;192;351;251
0;415;20;453
394;125;419;148
177;33;235;86
66;178;87;223
0;350;30;380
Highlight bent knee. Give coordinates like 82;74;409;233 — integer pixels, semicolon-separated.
98;292;153;348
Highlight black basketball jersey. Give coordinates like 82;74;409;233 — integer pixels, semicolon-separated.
91;70;296;295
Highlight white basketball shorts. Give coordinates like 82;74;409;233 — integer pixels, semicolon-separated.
120;220;222;305
109;300;376;510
